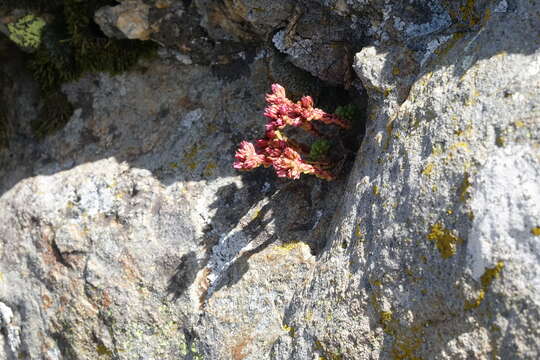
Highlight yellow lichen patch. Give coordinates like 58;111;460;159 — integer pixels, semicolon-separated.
181;144;200;170
96;344;113;356
7;15;46;49
531;227;540;236
421;163;434;176
384;115;397;150
448;141;470;152
427;223;463;258
464;289;485;310
514;120;525;128
392;332;424;360
275;241;304;253
355;224;364;240
380;311;393;328
431;143;444;156
454;125;474;137
458;174;472;202
392;66;401;76
415;72;433;90
203;162;217;177
480;262;504;288
373;185;380;196
314;340;343;360
282;324;295;337
305;310;314;322
464;262;504;310
482;8;491;24
251;209;261;221
378;307;425;359
206;123;219;133
464;89;480;106
460;0;480;26
169;162;178;169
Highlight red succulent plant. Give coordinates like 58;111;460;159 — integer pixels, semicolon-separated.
233;84;349;180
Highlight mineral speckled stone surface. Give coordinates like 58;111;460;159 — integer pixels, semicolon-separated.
1;0;540;359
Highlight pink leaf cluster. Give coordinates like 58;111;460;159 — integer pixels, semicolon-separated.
233;84;350;181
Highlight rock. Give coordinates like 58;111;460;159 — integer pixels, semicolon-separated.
271;2;362;85
1;0;540;359
0;30;349;358
0;302;21;358
193;0;295;41
94;0;152;40
272;0;540;359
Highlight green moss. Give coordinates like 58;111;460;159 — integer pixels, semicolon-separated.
3;0;157;138
7;15;47;49
309;139;331;161
30;0;157;95
31;91;74;137
0;101;8;149
427;223;463;258
335;104;361;123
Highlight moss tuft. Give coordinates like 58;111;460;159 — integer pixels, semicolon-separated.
31;91;74;137
3;0;157;138
309;139;331;161
335;104;361;123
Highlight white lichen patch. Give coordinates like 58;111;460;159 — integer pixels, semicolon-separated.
467;145;540;294
0;302;20;355
494;0;509;13
272;30;313;59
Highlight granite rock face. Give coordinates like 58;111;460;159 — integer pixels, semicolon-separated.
1;0;540;359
